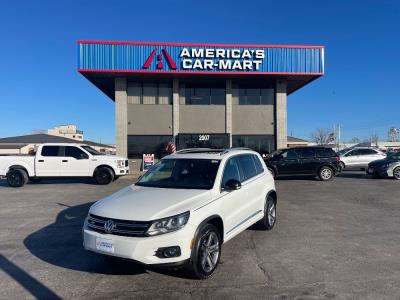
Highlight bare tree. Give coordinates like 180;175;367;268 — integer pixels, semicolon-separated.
370;134;379;147
310;128;331;145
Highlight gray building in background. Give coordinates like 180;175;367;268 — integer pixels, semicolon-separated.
78;41;324;170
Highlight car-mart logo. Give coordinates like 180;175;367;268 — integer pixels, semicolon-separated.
143;47;265;71
143;48;177;70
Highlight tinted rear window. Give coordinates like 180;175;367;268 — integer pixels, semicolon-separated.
297;148;315;158
252;155;264;174
238;155;258;181
316;148;336;157
41;146;61;157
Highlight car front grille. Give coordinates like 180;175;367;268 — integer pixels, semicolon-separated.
87;214;151;237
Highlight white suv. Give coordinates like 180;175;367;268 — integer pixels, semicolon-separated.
338;147;386;170
83;148;277;279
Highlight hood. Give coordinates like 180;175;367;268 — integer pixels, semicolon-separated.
89;185;211;221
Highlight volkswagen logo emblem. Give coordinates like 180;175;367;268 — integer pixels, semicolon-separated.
104;220;115;233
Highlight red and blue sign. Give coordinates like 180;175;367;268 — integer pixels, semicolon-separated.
78;41;324;75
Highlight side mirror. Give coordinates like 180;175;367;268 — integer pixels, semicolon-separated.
224;179;241;191
80;153;89;160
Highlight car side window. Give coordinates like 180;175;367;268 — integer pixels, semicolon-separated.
221;157;242;187
238;155;258;181
282;149;298;159
361;149;378;155
41;146;61;157
297;148;315;158
65;146;88;159
252;155;264;174
316;148;334;157
346;150;359;156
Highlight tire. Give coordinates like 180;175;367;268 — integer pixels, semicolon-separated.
257;195;277;231
30;177;42;183
7;169;28;187
185;223;222;280
393;167;400;180
318;166;334;181
94;167;114;185
339;161;345;170
267;167;276;179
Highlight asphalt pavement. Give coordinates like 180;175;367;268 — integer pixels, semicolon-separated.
0;172;400;299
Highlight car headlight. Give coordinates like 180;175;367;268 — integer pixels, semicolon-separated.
146;211;190;236
116;160;125;168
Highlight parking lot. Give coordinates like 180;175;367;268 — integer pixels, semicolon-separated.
1;172;400;299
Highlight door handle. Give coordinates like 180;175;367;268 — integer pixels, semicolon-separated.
38;160;44;162
62;160;68;163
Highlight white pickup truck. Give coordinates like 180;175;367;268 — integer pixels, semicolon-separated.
0;143;129;187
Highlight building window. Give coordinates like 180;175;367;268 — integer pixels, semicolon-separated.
232;135;275;156
233;85;274;105
176;134;229;149
183;85;225;105
127;82;172;105
127;135;172;159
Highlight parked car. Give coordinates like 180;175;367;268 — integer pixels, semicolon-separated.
0;143;129;187
264;146;340;181
367;151;400;179
83;148;277;279
338;147;386;170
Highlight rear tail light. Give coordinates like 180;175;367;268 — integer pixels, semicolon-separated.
335;156;340;161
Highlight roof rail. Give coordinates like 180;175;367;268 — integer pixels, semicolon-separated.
220;147;254;155
175;148;225;154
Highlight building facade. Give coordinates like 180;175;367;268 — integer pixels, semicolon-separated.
48;124;84;141
78;41;324;169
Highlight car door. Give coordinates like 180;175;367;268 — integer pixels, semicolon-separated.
278;148;302;174
35;146;62;176
297;148;318;174
220;156;250;237
343;149;362;168
60;146;91;176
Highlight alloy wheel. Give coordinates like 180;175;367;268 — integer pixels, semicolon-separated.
200;231;220;273
268;202;276;226
321;168;332;180
394;167;400;180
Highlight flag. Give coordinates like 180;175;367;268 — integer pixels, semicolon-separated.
166;138;176;154
328;132;336;142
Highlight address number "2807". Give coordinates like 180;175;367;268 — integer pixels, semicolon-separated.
198;135;210;141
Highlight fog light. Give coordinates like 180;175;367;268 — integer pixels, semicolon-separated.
155;246;181;258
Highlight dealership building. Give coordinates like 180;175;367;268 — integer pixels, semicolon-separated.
78;41;324;169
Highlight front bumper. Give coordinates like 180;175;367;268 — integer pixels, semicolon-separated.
83;222;194;265
366;166;391;177
116;166;130;175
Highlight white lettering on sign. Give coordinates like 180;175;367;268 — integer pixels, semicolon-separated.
179;48;265;71
199;135;210;141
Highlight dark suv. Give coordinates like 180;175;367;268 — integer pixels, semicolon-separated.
264;147;341;181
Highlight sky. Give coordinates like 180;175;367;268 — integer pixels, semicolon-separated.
0;0;399;144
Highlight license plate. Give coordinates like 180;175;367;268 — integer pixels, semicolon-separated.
368;168;373;173
95;237;114;253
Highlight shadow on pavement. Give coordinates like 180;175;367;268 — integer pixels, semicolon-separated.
23;202;149;276
0;254;61;299
0;178;97;188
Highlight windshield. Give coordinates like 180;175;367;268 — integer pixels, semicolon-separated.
81;146;101;155
387;151;400;160
336;148;350;156
136;158;221;190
